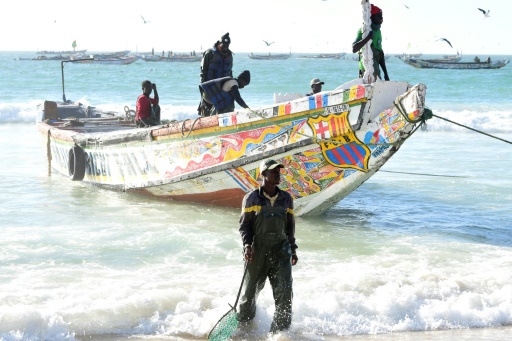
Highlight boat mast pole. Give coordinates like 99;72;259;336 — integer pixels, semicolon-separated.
60;58;93;103
361;0;375;84
61;61;67;102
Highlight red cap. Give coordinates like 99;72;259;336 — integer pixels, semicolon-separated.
371;4;382;16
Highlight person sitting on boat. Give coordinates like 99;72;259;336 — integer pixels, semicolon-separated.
306;78;324;96
199;70;250;116
198;33;234;116
352;4;390;81
135;80;160;127
487;57;491;63
474;56;481;63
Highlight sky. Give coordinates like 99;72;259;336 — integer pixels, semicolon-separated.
1;0;510;55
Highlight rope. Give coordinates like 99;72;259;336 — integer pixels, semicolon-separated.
124;105;136;121
380;170;468;178
181;117;201;138
432;114;512;145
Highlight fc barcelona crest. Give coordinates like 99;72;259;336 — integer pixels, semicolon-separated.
307;110;370;172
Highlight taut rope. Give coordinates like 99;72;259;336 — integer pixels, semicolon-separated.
432;114;512;145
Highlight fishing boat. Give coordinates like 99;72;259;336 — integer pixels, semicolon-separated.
142;54;202;62
36;50;429;216
400;53;422;59
300;53;346;59
70;55;140;65
442;54;463;62
400;55;462;63
402;58;509;69
248;52;292;60
87;50;131;59
164;55;201;62
16;55;72;61
141;54;163;62
37;49;87;55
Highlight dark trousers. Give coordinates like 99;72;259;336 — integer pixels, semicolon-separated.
136;105;160;127
238;241;293;333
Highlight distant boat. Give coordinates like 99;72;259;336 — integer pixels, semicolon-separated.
141;55;163;62
70;55;140;65
400;55;462;63
165;55;201;62
398;53;422;59
248;52;292;60
442;54;463;62
87;50;131;59
300;53;346;59
36;49;87;55
142;54;202;62
16;55;72;61
401;58;509;69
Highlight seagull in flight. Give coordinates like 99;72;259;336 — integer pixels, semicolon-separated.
263;40;274;46
140;15;151;24
437;38;453;48
477;8;490;17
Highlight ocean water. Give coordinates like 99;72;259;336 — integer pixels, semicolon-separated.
1;51;512;341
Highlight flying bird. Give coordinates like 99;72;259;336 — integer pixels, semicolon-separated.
263;40;274;46
404;4;409;9
437;38;453;48
140;15;151;24
477;8;490;17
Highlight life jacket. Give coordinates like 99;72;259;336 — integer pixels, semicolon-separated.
206;45;233;81
199;77;234;112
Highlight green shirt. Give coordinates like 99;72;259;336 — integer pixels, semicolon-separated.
355;28;383;72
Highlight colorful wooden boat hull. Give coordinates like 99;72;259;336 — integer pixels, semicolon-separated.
37;80;427;216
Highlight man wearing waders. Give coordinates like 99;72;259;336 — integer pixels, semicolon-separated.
238;159;299;333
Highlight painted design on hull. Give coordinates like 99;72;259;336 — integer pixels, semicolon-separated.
226;167;260;192
307;110;370;172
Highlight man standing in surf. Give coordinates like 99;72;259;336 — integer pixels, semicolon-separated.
238;159;299;333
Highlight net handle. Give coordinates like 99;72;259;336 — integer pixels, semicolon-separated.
233;262;248;311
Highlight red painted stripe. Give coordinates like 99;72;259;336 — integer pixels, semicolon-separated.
332;146;356;164
340;117;347;135
349;143;364;162
331;117;338;136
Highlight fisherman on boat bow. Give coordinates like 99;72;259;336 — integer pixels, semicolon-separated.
352;4;390;81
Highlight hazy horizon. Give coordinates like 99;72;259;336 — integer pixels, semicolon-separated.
2;0;510;55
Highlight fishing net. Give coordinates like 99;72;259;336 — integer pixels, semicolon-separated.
208;308;239;341
208;262;248;341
